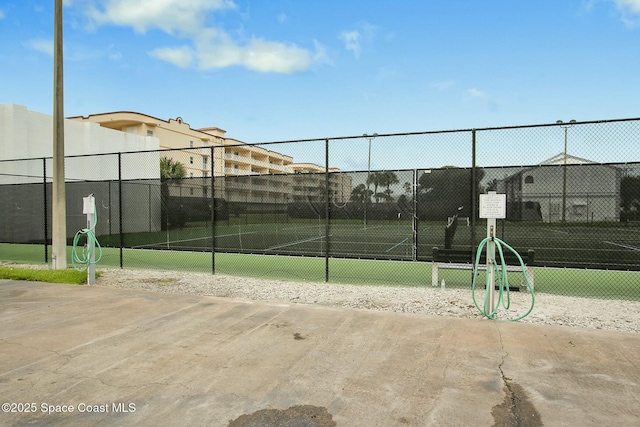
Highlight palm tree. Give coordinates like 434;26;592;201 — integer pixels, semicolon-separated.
379;171;399;197
367;172;383;203
350;183;373;203
368;171;399;203
160;156;187;180
160;157;187;230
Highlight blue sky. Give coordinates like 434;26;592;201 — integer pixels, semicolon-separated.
1;0;639;168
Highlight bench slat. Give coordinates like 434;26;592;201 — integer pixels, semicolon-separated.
431;247;535;289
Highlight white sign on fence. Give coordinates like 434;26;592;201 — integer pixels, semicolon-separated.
479;193;506;219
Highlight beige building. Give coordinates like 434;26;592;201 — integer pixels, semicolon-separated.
69;111;351;203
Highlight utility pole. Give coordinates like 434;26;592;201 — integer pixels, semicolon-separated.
363;133;377;228
52;0;67;269
557;119;576;224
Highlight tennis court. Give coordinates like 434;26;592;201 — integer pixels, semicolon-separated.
116;217;640;271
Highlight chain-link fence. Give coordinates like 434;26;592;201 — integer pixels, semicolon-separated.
1;119;639;300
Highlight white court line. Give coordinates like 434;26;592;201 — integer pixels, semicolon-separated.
384;237;409;253
132;231;258;249
603;241;640;252
267;235;327;251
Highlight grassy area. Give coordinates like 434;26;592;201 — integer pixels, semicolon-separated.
0;265;89;285
1;243;638;300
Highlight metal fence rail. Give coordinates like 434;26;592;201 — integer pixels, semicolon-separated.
1;119;639;300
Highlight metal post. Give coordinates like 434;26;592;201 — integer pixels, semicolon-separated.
211;146;215;274
471;130;477;279
363;133;378;228
557;119;575;223
85;194;96;285
325;139;330;282
118;153;123;268
486;218;496;313
562;127;568;223
52;0;67;269
412;168;418;261
43;158;49;263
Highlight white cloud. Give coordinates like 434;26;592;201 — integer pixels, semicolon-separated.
614;0;640;13
191;28;311;73
339;22;378;58
584;0;640;27
468;88;489;100
24;39;54;56
613;0;640;26
149;46;194;68
339;30;361;58
87;0;236;35
71;0;315;73
312;40;333;66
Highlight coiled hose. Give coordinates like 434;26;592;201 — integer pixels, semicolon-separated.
471;237;534;321
71;204;103;272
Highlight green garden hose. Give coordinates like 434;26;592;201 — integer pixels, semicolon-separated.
72;204;103;272
471;236;535;321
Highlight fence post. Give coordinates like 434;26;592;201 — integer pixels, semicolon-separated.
211;146;215;275
471;130;477;270
412;168;418;261
43;158;49;263
118;153;123;268
325;138;330;282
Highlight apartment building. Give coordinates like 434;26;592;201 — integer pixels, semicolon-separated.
69;111;351;204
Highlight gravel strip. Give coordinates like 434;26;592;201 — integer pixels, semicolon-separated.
88;267;640;334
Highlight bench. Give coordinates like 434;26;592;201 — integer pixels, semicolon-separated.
431;247;535;289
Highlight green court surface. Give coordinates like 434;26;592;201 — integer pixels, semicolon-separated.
2;243;638;301
94;219;640;270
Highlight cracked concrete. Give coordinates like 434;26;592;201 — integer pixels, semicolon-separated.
493;326;542;427
1;280;639;426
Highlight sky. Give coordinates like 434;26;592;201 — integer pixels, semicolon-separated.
1;0;640;169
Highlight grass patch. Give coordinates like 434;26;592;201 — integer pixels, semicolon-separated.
0;265;91;285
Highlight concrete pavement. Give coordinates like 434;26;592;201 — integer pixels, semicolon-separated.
1;280;638;426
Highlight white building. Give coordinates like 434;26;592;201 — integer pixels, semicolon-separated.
500;153;622;222
0;104;161;241
0;104;159;183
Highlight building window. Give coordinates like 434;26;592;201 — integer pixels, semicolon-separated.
524;175;534;184
573;203;586;216
203;171;208;178
203;157;208;169
146;130;153;137
190;157;194;164
189;188;194;195
189;141;194;148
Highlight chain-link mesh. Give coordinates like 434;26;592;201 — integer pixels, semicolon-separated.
1;120;639;300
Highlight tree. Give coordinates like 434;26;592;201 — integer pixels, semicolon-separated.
366;172;383;203
160;157;187;230
379;171;399;198
366;171;398;203
417;167;485;220
160;156;187;180
621;175;640;221
350;183;373;204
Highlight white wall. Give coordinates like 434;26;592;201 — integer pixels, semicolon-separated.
0;104;160;183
